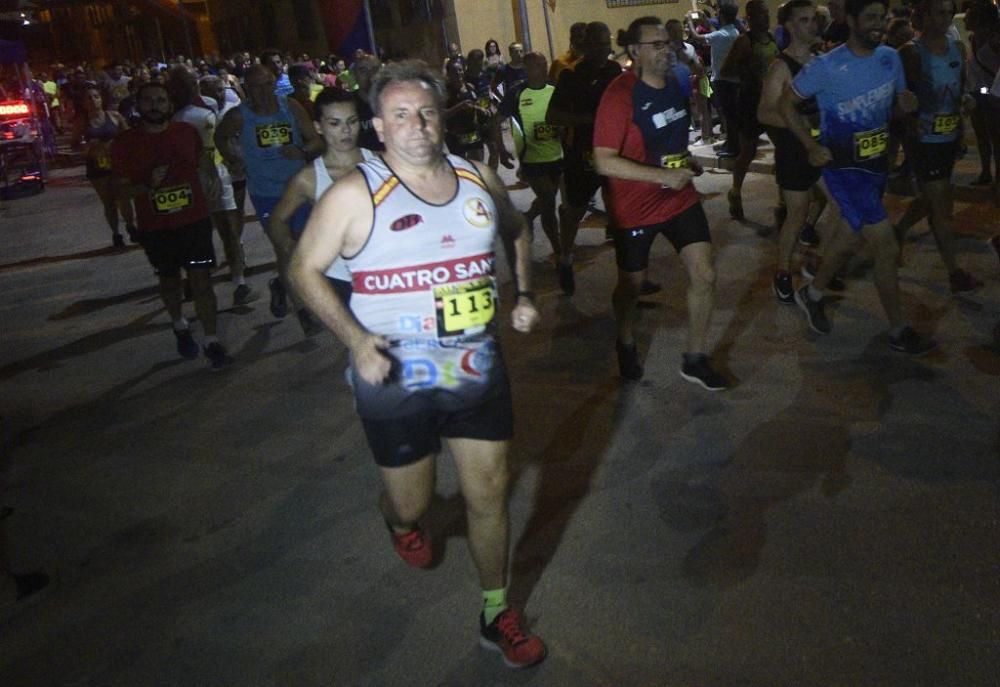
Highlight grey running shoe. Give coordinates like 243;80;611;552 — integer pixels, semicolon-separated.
773;271;794;304
889;327;937;356
680;355;728;391
795;286;831;334
173;328;200;359
203;342;234;370
268;277;288;318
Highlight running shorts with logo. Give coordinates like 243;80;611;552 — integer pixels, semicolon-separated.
345;154;513;467
138;217;216;277
593;68;701;237
613;203;711;272
792;44;906;231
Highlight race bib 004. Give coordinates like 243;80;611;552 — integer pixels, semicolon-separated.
932;113;960;135
533;122;559;142
853;126;888;161
254;122;292;148
661;152;690;169
434;277;496;338
152;184;193;214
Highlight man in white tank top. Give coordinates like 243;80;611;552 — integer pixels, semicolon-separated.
289;61;546;669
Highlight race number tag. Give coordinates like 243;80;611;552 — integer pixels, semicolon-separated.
152;184;193;214
932;113;960;135
254;122;292;147
434;277;496;338
95;151;112;170
809;127;821;140
853;126;888;161
476;95;491;111
459;131;481;145
661;152;690;169
533;122;559;141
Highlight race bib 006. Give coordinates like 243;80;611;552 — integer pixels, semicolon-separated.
434;277;496;338
152;184;193;214
853;126;888;161
254;122;292;148
533;122;559;142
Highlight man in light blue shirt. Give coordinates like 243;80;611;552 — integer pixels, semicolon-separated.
687;3;742;156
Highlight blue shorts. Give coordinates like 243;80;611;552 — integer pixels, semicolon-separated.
821;168;887;232
249;193;311;240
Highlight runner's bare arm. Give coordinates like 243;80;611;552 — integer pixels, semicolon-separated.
592;146;694;191
289;172;392;383
757;59;791;129
269;165;316;255
472;161;539;333
778;84;830;167
214;107;243;168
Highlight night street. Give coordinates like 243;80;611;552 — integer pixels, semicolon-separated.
1;144;998;686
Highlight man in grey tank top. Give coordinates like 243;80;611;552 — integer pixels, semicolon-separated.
289;61;546;670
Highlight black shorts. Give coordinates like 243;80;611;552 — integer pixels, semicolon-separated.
138;217;216;277
911;140;958;183
520;159;562;182
561;150;602;208
769;126;822;192
613;202;711;272
360;385;514;468
85;158;113;180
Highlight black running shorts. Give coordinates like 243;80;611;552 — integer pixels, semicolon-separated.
360;384;514;468
138;217;216;277
911;140;958;184
613;202;711;272
769;126;822;192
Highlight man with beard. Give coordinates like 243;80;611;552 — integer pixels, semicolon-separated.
594;17;725;389
289;60;546;669
780;0;936;354
111;82;234;369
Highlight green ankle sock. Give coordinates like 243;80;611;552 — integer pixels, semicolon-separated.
482;587;508;625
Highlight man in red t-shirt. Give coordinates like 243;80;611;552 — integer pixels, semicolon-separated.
112;82;234;370
593;16;726;390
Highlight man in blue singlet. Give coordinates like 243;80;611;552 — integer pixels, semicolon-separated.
780;0;937;355
215;65;322;322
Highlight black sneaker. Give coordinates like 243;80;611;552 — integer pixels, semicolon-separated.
616;339;643;381
889;327;937;356
799;223;820;247
557;261;575;296
680;355;728;391
173;328;200;359
773;271;794;304
203;341;234;370
268;277;288;318
297;308;323;336
794;286;831;334
232;283;258;306
112;232;126;249
639;279;662;296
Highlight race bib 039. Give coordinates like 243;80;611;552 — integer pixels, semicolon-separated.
152;184;193;214
853;126;888;161
254;122;292;147
434;277;496;338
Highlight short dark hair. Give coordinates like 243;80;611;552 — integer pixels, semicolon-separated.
719;3;739;23
369;60;445;117
778;0;815;26
313;87;359;122
135;81;168;102
845;0;888;19
288;64;311;82
617;16;661;48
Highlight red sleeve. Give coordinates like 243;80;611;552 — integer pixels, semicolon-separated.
593;74;633;152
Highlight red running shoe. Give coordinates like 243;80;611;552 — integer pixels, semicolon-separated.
390;526;432;568
479;608;547;669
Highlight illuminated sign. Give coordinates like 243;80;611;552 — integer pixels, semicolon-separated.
0;101;30;117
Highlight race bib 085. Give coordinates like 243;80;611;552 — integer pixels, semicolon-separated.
853;126;888;161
